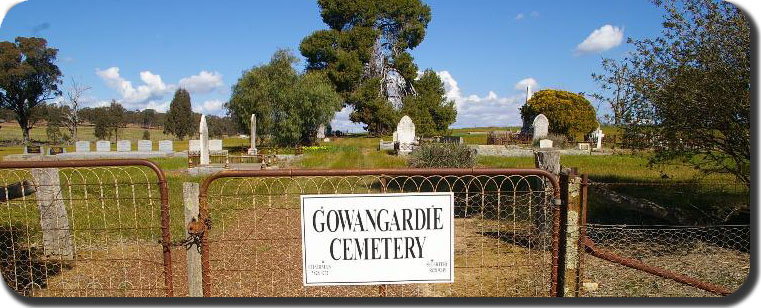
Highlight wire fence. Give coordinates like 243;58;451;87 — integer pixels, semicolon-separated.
0;161;175;297
200;171;560;297
580;179;750;297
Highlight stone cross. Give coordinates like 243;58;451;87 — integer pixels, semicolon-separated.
199;115;209;165
396;115;416;155
593;126;605;150
248;114;257;155
532;114;549;140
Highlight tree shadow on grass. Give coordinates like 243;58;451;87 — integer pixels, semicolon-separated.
0;227;66;296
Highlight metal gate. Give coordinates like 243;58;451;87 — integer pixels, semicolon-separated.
197;168;561;297
0;160;173;297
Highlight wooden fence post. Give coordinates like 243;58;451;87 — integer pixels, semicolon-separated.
183;182;203;297
560;170;583;296
30;168;74;260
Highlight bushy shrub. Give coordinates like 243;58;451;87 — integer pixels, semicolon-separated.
142;130;151;140
520;89;598;141
408;143;476;168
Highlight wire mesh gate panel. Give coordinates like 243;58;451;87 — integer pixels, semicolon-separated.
198;169;561;297
0;160;173;297
580;180;751;297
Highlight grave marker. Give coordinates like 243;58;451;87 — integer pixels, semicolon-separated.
532;114;549;140
137;140;153;152
96;140;111;152
116;140;131;152
158;140;174;153
75;141;91;152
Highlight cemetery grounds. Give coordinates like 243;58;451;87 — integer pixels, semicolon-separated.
0;125;751;297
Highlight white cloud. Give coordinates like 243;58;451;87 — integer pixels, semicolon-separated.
95;67;174;107
438;71;529;128
330;106;366;133
179;71;224;94
192;99;226;115
514;13;524;20
575;24;624;55
514;78;539;91
95;67;227;112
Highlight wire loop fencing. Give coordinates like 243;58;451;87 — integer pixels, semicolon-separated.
197;169;561;297
580;179;750;297
0;160;173;297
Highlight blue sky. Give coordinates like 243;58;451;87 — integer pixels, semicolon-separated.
0;0;669;131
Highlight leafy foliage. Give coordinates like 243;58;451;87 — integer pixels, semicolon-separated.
0;37;62;144
401;70;457;137
227;49;342;146
520;89;598;140
594;0;750;185
93;100;125;141
408;143;476;168
164;88;194;140
300;0;432;135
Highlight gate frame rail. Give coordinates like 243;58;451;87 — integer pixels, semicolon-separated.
0;159;174;297
197;168;563;297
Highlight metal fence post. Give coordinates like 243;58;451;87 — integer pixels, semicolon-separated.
560;170;583;296
183;182;203;297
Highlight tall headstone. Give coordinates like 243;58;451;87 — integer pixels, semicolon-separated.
75;141;91;152
532;114;549;140
396;115;416;155
316;124;326;139
247;114;257;155
96;140;111;152
526;85;533;102
137;140;153;152
158;140;174;153
116;140;131;152
208;139;223;151
199;115;209;165
189;140;201;152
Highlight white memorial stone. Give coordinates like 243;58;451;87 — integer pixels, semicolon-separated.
592;126;605;150
316;124;326;139
199;115;209;165
75;141;91;152
137;140;152;152
532;114;549;140
248;114;257;155
209;139;223;151
539;139;553;149
96;140;111;152
578;142;591;151
189;140;201;152
116;140;131;152
158;140;174;153
396;115;416;155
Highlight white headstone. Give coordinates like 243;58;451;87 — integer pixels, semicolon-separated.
96;140;111;152
75;141;90;152
209;139;223;151
116;140;131;152
137;140;152;152
592;126;605;150
539;139;553;149
532;114;549;140
392;131;398;143
248;114;257;155
316;124;326;139
396;115;416;155
199;115;209;165
578;142;591;151
158;140;174;153
189;140;201;152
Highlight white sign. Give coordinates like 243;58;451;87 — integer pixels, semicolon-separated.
301;192;454;286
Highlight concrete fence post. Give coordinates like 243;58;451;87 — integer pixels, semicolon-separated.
183;182;203;297
560;170;583;297
30;168;74;260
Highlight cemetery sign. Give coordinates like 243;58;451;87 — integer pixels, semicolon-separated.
301;192;454;286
